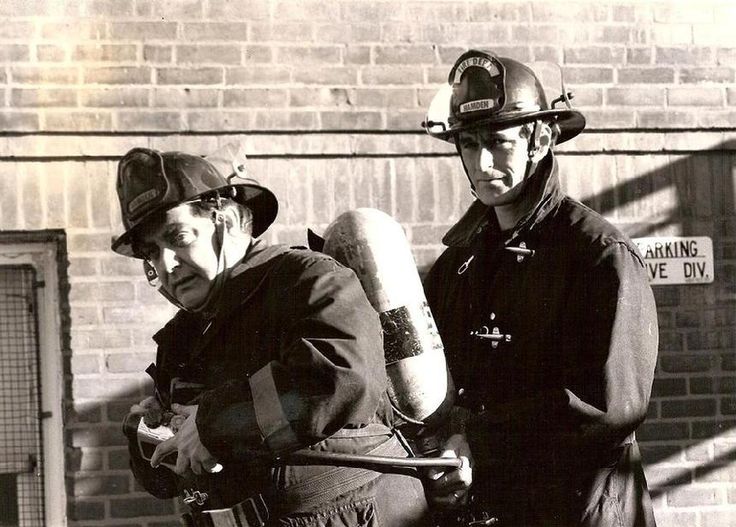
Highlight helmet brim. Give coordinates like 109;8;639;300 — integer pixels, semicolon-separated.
111;182;278;258
431;108;586;145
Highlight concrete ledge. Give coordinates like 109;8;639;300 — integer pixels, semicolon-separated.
0;130;735;159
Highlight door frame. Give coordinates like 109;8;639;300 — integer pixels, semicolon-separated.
0;236;66;526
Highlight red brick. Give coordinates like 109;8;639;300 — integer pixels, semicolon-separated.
353;159;392;212
207;0;269;19
656;46;714;65
362;66;424;85
293;67;357;86
618;67;675;84
321;111;383;129
41;19;106;39
73;377;140;400
84;67;152;85
273;0;334;20
224;88;289;108
71;354;101;375
152;88;220;108
73;44;137;62
318;24;374;44
511;24;560;44
706;111;736;131
11;66;78;84
227;66;290;85
105;353;156;373
343;46;371;64
607;87;663;106
565;46;626;64
86;0;135;16
375;45;436;65
244;45;274;64
117;111;182;131
353;88;415;108
144;45;173;63
667;486;720;507
651;377;688;397
680;67;735;84
73;474;129;496
250;22;313;42
531;46;562;63
339;1;403;23
182;22;250;41
637;421;689;441
470;2;530;21
36;44;67;62
660;354;713;373
188;110;255;131
702;511;736;527
80;88;149;108
177;45;242;65
692;419;736;439
136;0;202;17
108;447;131;470
276;46;342;64
637;110;698;128
157;67;223;85
12;88;77;107
69;500;105;521
108;21;177;40
565;67;614;84
661;398;717;418
45;111;112;131
69;423;127;447
253;110;319;129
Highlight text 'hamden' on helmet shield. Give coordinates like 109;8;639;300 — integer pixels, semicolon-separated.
423;50;584;145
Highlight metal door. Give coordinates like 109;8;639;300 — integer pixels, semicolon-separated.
0;265;45;527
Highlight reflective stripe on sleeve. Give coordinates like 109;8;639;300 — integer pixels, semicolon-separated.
249;362;301;453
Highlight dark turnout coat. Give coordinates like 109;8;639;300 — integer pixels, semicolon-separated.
424;154;658;527
128;241;429;526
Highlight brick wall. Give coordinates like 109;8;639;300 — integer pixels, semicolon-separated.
0;1;734;525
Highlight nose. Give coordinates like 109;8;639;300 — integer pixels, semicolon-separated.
479;147;494;172
160;247;179;274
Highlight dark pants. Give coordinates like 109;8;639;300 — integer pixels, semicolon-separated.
469;442;656;527
274;471;430;527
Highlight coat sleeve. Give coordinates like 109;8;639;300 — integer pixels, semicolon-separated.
195;256;387;461
469;241;658;464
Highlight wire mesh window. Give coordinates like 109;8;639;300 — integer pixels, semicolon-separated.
0;266;44;527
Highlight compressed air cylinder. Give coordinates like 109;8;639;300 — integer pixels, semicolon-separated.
322;208;450;425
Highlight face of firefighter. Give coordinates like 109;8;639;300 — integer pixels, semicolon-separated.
458;122;552;209
136;203;250;310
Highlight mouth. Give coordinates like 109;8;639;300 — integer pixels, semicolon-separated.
171;275;196;291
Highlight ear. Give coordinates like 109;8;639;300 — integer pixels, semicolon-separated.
220;207;244;235
530;122;553;162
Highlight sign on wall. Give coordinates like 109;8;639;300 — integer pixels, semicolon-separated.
633;236;714;285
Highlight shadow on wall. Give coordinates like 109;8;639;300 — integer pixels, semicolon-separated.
64;145;736;520
578;143;736;500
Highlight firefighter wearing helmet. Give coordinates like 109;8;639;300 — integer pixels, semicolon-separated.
423;50;658;527
115;145;431;526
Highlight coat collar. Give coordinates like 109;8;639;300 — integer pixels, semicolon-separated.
442;152;564;248
153;239;291;357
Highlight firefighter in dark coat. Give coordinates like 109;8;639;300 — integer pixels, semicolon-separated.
114;145;429;527
422;50;659;526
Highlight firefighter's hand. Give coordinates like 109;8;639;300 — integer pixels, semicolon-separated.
129;396;164;428
149;404;222;476
425;433;473;508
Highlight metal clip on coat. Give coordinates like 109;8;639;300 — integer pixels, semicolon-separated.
470;326;512;348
